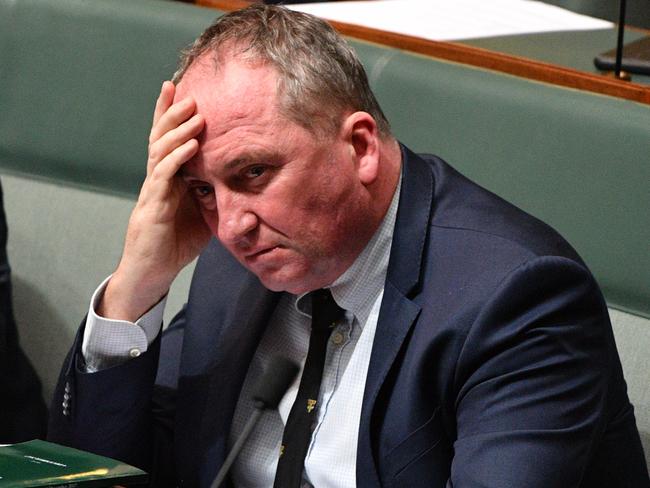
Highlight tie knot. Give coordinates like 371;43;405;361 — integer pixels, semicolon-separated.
311;289;344;332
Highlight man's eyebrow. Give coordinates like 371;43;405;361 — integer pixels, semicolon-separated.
224;152;281;170
179;152;282;180
178;159;249;181
178;167;199;181
223;157;254;171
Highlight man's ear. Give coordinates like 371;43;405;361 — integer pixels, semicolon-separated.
343;112;380;186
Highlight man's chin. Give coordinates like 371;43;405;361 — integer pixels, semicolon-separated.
252;266;320;295
257;274;313;295
244;253;338;294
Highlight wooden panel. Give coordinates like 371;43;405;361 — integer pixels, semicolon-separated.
198;0;251;10
196;0;650;105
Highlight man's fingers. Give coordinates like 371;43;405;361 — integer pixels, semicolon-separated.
137;138;199;220
148;138;200;189
152;81;175;127
149;96;197;145
147;113;204;173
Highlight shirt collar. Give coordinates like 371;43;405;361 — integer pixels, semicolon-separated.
295;171;401;327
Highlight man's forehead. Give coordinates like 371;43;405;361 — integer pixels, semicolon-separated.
174;52;276;101
179;68;280;142
173;56;216;102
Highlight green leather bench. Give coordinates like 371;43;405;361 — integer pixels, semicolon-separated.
1;0;648;465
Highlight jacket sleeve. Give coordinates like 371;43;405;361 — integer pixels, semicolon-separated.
449;256;621;487
47;306;188;487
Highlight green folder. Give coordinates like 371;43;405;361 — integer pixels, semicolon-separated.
0;440;147;487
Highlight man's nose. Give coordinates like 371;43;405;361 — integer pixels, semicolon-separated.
215;192;258;247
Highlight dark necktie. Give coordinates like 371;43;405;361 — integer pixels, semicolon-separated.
273;289;345;488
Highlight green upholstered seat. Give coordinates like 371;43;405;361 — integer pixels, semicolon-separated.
0;0;214;196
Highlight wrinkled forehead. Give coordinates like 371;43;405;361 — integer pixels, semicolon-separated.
175;49;273;94
175;55;285;141
173;55;216;103
175;53;280;111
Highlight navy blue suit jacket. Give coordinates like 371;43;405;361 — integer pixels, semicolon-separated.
49;148;649;487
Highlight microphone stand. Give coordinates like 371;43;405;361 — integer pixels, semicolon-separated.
209;356;299;488
209;403;264;488
614;0;627;79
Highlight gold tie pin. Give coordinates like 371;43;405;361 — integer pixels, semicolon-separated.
306;399;317;413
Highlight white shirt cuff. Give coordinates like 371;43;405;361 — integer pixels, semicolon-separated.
81;275;167;372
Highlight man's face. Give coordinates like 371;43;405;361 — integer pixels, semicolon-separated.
176;56;376;294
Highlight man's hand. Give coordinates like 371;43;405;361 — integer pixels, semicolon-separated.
98;81;209;322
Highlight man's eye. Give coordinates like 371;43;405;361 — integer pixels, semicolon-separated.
246;166;266;178
192;185;213;198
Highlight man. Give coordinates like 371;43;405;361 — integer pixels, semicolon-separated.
48;5;648;487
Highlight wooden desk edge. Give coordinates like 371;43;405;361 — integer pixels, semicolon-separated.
197;0;650;106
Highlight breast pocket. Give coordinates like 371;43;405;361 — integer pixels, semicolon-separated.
383;407;452;487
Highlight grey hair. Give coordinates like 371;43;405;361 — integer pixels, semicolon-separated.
172;4;391;137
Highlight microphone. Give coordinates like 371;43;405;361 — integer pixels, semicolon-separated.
210;356;299;488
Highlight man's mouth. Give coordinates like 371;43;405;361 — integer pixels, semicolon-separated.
244;245;280;260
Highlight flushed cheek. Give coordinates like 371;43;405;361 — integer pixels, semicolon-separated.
199;208;220;236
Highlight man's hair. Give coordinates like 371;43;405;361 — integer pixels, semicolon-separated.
172;4;391;137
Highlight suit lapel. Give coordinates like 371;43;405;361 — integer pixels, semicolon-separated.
357;147;435;487
198;276;278;477
176;242;280;485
